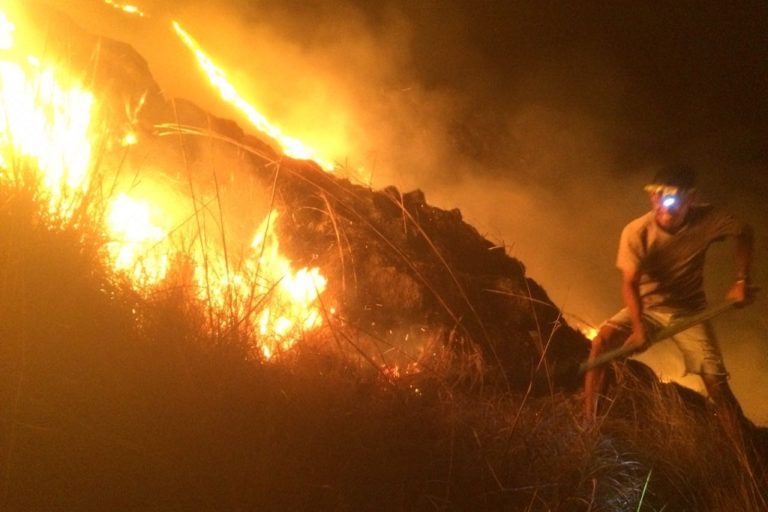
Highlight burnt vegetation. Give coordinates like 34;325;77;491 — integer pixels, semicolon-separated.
1;5;768;511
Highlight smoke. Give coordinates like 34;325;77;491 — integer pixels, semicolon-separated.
44;0;768;423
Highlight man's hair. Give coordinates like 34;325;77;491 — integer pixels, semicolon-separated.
649;164;697;190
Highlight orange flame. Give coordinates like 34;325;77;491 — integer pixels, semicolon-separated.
104;193;328;357
172;21;336;172
106;192;170;285
0;9;93;212
0;7;329;358
196;210;327;357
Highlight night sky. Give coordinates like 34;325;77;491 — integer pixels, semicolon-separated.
57;0;768;421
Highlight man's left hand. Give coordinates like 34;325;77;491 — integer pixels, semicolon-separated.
725;279;754;306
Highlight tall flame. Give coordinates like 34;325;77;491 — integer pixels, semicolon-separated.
172;21;336;172
0;7;329;358
0;10;93;211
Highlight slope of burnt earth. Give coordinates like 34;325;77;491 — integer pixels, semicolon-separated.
24;1;589;390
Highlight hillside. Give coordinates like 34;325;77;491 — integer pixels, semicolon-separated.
1;3;766;510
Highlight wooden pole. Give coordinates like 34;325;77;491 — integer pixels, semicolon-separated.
578;300;739;374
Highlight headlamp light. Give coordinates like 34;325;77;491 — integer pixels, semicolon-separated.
644;184;690;209
661;194;678;208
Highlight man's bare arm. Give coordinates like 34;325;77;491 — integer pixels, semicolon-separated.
621;269;647;349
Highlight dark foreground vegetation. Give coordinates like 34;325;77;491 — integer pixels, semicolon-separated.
1;183;767;512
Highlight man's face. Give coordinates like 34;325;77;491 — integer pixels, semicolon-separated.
649;187;694;232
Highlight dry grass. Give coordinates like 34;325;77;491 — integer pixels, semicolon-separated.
583;361;768;511
1;170;766;511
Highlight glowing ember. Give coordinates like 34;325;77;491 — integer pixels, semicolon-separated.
172;21;336;172
121;132;138;146
103;0;147;18
0;7;329;358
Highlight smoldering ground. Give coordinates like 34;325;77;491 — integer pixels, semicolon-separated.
45;0;768;422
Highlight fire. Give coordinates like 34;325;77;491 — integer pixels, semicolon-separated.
246;211;326;352
172;21;336;172
197;210;327;358
0;6;329;358
0;9;12;49
103;0;147;18
101;184;327;357
0;9;93;212
106;193;170;285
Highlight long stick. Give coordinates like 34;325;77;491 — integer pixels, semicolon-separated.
578;300;738;374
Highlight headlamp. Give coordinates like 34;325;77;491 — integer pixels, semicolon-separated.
661;194;678;208
644;184;689;209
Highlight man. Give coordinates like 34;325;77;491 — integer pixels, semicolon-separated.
584;165;754;433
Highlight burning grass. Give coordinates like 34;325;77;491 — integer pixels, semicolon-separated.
0;1;330;359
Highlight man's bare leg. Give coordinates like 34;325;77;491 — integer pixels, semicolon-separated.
702;373;746;448
702;373;767;503
584;325;628;423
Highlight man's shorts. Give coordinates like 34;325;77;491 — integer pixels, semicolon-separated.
603;308;727;377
